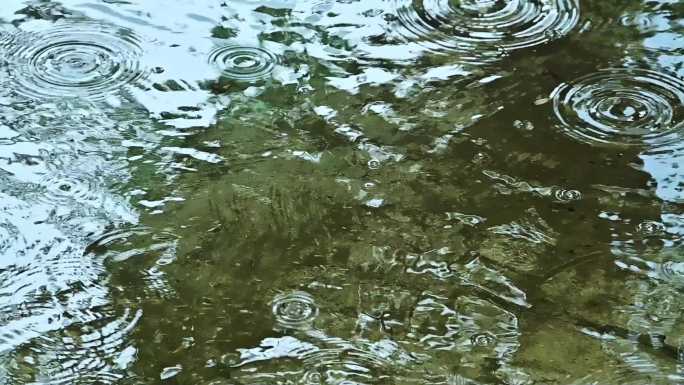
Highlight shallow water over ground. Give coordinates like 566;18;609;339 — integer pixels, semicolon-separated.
0;0;683;384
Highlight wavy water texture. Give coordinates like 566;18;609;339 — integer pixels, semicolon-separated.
227;290;521;384
0;94;152;384
0;0;681;384
229;335;424;384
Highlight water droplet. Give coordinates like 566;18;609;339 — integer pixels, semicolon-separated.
636;221;666;236
513;119;534;131
368;159;381;169
472;152;490;164
39;172;103;206
272;291;319;329
553;188;581;202
471;332;497;347
208;46;278;82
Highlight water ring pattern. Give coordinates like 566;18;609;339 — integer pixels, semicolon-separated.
208;46;278;82
471;332;498;347
636;220;666;236
272;291;319;329
4;21;145;100
39;172;103;206
552;69;684;148
391;0;580;60
552;188;581;202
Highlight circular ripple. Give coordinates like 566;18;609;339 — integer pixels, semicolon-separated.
38;172;103;206
5;308;142;385
553;188;581;202
4;21;145;100
636;220;666;236
302;339;417;383
471;332;497;347
552;69;684;148
208;46;278;82
272;291;319;329
392;0;579;60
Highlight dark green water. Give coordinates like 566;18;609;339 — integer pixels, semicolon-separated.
0;0;683;384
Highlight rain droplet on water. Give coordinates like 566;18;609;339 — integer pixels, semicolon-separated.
208;46;279;82
272;291;319;330
368;159;381;169
3;21;145;100
471;332;497;347
553;188;582;202
390;0;580;63
636;221;666;236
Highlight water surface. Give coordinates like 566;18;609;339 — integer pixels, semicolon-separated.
0;0;683;384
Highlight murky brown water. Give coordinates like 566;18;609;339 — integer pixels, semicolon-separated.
0;0;683;384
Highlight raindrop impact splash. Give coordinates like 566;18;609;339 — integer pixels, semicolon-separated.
391;0;580;61
39;172;104;206
553;188;582;203
552;69;684;149
272;291;319;330
471;332;497;347
3;21;145;100
208;46;278;82
636;221;666;237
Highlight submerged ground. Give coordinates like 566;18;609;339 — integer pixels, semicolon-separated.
0;0;683;384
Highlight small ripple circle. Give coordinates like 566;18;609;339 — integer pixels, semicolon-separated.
636;220;666;236
271;291;319;329
470;332;497;347
552;69;684;148
553;188;581;202
4;21;145;100
208;46;278;82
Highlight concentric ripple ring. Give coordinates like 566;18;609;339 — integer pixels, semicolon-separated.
552;69;684;148
208;46;278;82
271;291;319;329
392;0;580;60
4;21;145;100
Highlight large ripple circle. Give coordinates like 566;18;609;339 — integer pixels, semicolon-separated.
5;21;145;100
208;46;278;82
392;0;580;60
552;69;684;148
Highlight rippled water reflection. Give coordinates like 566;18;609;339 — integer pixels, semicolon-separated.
0;0;683;384
208;46;279;82
392;0;580;61
553;68;684;149
3;20;146;100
